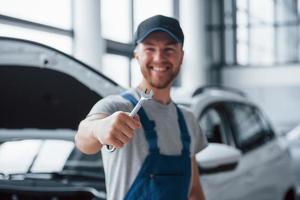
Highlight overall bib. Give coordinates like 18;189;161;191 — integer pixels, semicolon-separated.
122;93;192;200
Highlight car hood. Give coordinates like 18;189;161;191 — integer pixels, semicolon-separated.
0;37;124;131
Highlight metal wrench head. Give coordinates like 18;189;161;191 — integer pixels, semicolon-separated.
140;88;153;100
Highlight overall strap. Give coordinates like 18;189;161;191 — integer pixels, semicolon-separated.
121;92;159;154
175;105;191;155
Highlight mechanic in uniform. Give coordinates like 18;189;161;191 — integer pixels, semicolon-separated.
75;15;208;200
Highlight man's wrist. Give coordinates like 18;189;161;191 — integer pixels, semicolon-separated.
90;120;104;146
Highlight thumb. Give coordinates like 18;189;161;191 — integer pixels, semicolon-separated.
133;115;142;128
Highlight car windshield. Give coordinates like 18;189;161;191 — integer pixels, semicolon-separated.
0;138;104;178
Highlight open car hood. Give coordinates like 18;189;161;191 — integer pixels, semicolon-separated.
0;37;124;131
0;37;125;199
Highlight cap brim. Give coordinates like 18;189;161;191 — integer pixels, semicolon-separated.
136;27;182;44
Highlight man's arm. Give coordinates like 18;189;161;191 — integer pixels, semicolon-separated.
189;157;206;200
75;112;141;154
75;114;107;154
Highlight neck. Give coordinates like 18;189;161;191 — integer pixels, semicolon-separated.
138;82;172;105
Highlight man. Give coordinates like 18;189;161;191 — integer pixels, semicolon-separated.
75;15;208;200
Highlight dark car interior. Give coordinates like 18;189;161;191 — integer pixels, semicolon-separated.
0;65;100;129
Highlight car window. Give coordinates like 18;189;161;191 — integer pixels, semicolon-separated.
224;103;274;153
199;107;230;144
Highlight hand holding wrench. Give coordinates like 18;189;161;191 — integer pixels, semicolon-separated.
106;89;153;152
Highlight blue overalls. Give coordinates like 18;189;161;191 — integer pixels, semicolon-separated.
122;93;192;200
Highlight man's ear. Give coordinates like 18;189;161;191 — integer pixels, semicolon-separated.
134;47;140;60
134;51;138;59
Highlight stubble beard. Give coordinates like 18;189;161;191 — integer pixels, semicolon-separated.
142;66;180;89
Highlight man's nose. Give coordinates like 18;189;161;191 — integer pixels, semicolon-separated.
153;49;166;62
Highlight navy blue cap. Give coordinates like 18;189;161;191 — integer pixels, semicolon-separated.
134;15;184;45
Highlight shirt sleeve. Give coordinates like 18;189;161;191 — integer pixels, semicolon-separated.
87;95;132;117
191;114;208;154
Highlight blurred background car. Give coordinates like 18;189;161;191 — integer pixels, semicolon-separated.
284;124;300;198
189;86;297;200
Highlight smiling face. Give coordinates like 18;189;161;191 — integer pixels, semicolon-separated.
134;31;184;90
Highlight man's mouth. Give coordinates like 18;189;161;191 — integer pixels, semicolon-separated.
151;67;169;72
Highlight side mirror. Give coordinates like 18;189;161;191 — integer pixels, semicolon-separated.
196;143;241;174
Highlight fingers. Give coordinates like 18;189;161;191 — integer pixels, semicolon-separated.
104;129;126;149
101;112;142;149
108;136;124;149
115;112;142;131
114;119;138;145
107;130;131;148
133;115;142;127
122;112;142;129
117;121;135;138
115;130;130;144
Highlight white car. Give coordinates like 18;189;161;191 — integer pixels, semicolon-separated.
285;124;300;198
191;87;296;200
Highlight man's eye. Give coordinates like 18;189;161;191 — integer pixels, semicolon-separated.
165;48;175;53
145;48;155;52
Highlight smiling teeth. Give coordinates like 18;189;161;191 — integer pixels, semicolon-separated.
153;67;167;72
